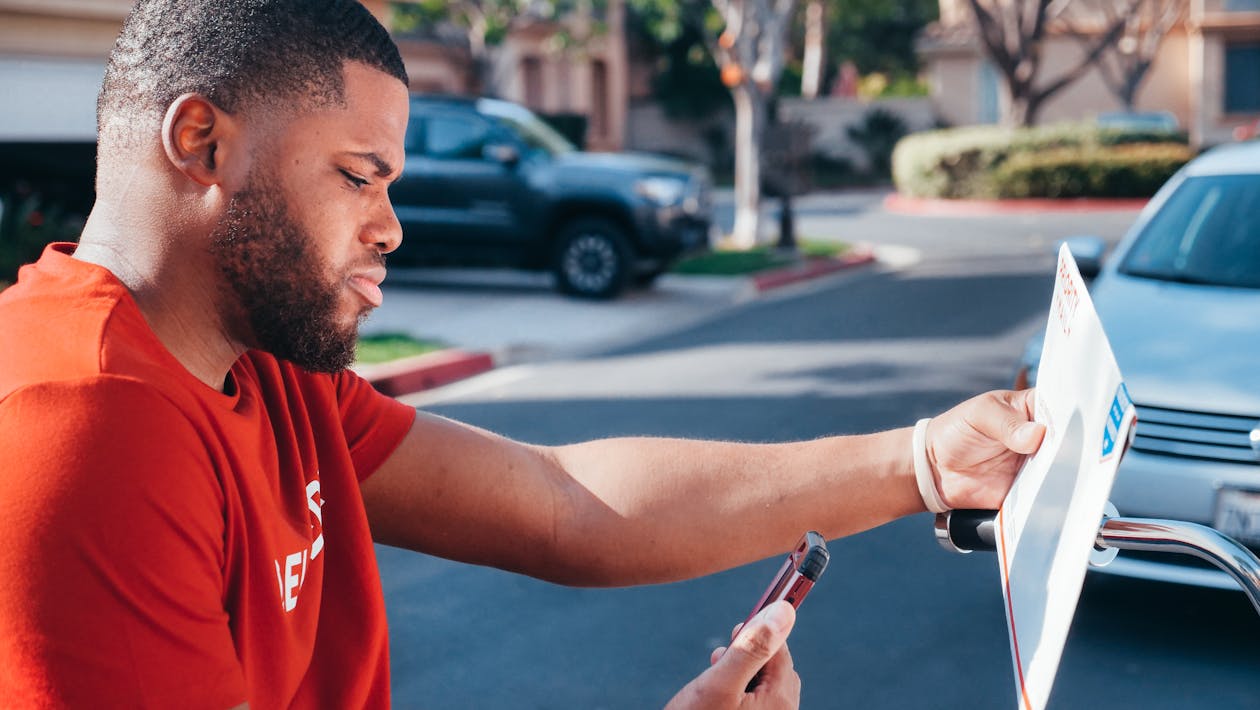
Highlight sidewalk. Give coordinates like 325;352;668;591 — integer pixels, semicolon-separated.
355;248;875;396
883;192;1149;216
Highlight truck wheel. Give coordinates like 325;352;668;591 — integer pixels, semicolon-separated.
553;217;632;299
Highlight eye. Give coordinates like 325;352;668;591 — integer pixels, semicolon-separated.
339;169;369;189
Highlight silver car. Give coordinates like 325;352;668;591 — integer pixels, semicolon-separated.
1015;140;1260;590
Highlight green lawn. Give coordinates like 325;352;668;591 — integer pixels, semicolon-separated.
671;239;849;276
355;332;445;364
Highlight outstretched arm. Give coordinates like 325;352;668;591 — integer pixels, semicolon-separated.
360;389;1043;586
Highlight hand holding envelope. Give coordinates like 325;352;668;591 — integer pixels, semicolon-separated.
994;245;1137;710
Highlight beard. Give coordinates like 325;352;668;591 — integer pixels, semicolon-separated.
209;172;371;373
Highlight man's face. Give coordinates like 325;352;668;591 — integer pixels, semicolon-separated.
210;62;409;372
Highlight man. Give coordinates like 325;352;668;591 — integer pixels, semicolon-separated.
0;1;1045;707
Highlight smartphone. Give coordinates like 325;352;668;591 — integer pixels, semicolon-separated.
740;531;829;690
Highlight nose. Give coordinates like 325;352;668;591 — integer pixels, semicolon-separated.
364;194;403;255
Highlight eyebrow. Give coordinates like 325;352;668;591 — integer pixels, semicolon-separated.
344;151;401;184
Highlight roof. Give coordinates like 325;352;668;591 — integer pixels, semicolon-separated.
1185;141;1260;176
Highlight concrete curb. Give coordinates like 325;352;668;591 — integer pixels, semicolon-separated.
362;248;876;397
751;247;876;292
884;192;1148;217
355;348;495;397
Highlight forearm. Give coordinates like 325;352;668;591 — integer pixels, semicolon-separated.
536;428;923;586
365;392;1039;589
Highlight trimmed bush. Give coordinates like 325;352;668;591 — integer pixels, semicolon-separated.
891;122;1189;199
992;144;1193;199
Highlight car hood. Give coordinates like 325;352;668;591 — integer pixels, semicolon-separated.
553;151;698;178
1092;272;1260;416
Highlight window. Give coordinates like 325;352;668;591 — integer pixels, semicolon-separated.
1120;174;1260;289
978;60;1000;124
521;57;543;109
591;60;609;139
423;115;490;160
1224;43;1260;113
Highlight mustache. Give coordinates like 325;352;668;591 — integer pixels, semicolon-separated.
347;251;387;274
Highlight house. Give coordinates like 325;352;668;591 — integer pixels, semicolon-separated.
490;2;629;152
0;0;628;152
918;0;1260;146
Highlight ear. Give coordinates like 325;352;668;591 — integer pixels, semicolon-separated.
161;93;238;187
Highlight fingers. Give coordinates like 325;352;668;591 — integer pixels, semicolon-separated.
966;390;1045;456
707;601;796;693
756;620;796;683
1005;389;1046;454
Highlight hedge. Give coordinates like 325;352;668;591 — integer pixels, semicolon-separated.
992;144;1193;199
891;122;1189;199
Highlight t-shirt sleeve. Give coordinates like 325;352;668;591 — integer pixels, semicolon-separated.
0;379;247;708
334;369;417;482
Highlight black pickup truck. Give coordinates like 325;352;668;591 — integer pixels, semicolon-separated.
389;95;713;298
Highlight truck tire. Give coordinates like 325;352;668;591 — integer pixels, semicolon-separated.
552;217;633;299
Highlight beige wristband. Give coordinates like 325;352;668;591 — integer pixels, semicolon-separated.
913;418;949;513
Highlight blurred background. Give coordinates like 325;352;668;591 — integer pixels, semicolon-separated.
3;2;1260;708
3;0;1258;284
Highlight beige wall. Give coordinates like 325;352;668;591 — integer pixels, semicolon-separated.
0;0;127;59
922;1;1260;146
925;52;982;126
1025;32;1192;126
396;38;472;95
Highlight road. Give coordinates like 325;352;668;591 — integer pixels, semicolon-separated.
374;195;1260;709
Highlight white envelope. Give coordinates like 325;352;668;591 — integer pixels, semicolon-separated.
996;245;1137;710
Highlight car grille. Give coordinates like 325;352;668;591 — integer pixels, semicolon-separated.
1131;404;1260;465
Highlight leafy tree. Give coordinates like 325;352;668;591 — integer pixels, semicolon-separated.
626;2;730;118
390;0;600;95
799;0;937;96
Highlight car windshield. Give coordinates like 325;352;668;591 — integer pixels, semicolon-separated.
1119;174;1260;289
478;100;576;156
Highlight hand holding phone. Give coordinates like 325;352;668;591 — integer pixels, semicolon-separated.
739;531;828;691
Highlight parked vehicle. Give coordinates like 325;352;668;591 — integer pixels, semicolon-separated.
1014;141;1260;590
1095;110;1180;133
389;95;713;298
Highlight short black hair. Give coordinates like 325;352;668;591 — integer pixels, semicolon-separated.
98;0;408;146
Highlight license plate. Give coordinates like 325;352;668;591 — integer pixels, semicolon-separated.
1214;488;1260;547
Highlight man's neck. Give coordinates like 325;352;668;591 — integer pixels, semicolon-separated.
75;205;246;392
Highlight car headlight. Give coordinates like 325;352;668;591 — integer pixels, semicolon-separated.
635;176;688;206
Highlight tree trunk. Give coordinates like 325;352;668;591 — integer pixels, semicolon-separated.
1004;87;1032;127
1006;91;1048;128
801;0;825;99
729;84;767;249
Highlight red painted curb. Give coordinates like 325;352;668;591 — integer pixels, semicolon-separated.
751;249;876;292
357;348;494;397
884;192;1148;217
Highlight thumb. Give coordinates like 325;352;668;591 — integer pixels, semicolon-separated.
986;389;1044;455
706;601;796;691
1008;389;1046;454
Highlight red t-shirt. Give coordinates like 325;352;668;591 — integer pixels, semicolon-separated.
0;245;417;708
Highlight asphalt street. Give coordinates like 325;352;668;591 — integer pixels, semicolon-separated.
373;194;1260;709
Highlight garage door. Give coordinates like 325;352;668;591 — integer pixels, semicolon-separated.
0;56;103;142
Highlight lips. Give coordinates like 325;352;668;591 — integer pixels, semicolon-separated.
348;265;386;308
